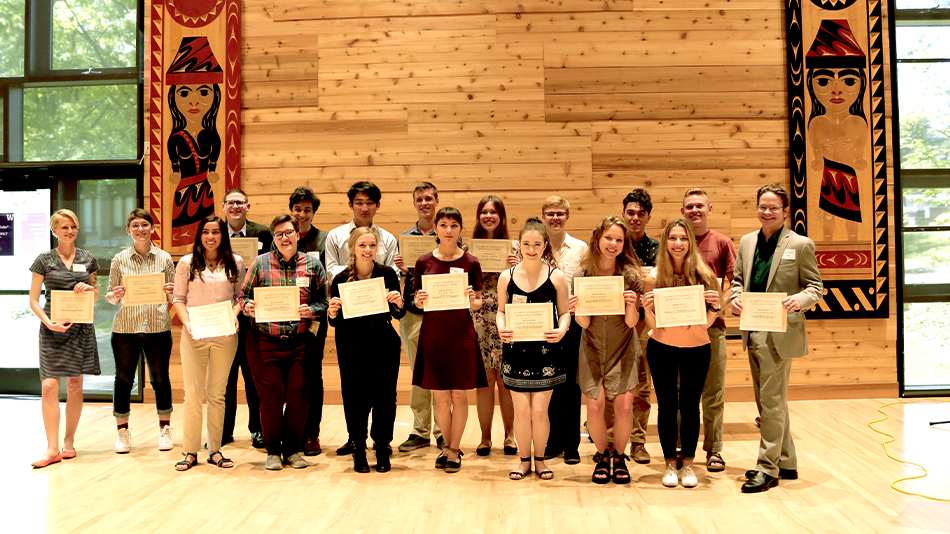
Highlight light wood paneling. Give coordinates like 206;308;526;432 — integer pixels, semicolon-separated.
141;0;900;404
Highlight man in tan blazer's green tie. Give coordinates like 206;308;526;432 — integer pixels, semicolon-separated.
731;184;823;493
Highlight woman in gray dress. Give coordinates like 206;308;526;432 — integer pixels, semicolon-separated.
28;209;100;468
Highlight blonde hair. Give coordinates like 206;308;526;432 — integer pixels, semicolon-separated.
50;209;79;230
345;226;380;282
654;218;719;292
579;216;643;288
541;195;570;216
682;188;709;202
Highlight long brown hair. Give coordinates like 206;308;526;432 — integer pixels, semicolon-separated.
344;226;380;283
654;218;718;291
472;195;510;240
579;216;642;287
190;216;239;282
517;217;556;267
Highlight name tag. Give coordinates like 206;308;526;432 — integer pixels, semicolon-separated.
257;241;264;250
512;295;528;304
449;267;465;274
560;260;578;276
307;251;320;259
72;264;86;272
296;277;309;287
782;249;796;261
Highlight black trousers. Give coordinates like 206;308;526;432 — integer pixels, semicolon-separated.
546;319;583;453
111;332;173;418
647;338;711;461
337;323;401;446
303;317;328;440
223;314;261;439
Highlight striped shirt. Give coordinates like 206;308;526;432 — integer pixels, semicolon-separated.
106;244;175;334
240;251;327;337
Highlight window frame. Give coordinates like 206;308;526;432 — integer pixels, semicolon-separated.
892;6;950;396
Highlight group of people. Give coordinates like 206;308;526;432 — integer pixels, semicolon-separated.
29;180;822;493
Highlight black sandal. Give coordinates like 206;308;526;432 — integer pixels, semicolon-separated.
207;451;233;469
509;457;532;480
435;450;448;469
444;449;463;473
534;456;554;480
176;452;198;472
706;452;726;472
612;451;631;485
592;449;611;484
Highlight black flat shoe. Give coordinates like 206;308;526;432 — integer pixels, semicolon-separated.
745;468;798;480
336;441;356;456
741;471;779;493
563;449;581;465
251;432;265;449
503;445;518;456
435;451;448;469
476;445;491;456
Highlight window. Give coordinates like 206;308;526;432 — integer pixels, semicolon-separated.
0;0;141;163
895;1;950;394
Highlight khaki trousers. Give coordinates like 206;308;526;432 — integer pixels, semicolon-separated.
399;312;441;440
180;334;238;454
748;330;796;477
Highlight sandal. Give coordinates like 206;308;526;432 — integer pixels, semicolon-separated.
611;451;631;485
706;452;725;472
175;452;198;472
509;457;532;480
208;451;234;469
592;449;611;484
534;456;554;480
435;450;448;469
476;442;491;456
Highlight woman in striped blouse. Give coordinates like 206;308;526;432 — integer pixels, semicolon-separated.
105;209;176;455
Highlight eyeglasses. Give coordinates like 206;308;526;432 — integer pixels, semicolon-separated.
543;212;568;219
757;205;784;213
129;224;152;231
274;230;296;239
224;200;247;207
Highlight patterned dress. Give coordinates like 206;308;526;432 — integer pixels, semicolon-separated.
472;272;503;372
30;249;101;379
501;266;567;392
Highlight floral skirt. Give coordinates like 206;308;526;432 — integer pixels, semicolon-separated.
501;340;566;392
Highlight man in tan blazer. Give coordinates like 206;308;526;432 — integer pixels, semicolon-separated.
731;184;823;493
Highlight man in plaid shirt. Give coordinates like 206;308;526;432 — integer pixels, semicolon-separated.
240;213;328;470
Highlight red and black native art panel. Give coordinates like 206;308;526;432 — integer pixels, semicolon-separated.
148;0;240;253
787;0;889;318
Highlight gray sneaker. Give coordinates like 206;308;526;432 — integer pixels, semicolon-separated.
265;455;283;470
398;434;430;452
283;453;308;469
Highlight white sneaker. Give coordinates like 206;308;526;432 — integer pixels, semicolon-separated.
662;464;678;487
115;427;132;454
158;426;173;451
681;466;698;488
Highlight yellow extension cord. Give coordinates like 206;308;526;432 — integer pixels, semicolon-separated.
867;398;950;502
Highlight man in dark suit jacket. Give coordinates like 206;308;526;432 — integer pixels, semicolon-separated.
221;187;273;448
731;184;823;493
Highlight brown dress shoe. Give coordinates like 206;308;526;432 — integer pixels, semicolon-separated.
304;437;322;457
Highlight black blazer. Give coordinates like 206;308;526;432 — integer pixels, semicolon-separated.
244;220;274;255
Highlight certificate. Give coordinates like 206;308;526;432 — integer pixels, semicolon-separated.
467;239;511;272
339;277;389;319
399;235;437;267
50;290;95;324
739;292;788;333
253;286;300;322
506;302;553;342
574;276;624;316
188;300;236;339
231;237;260;263
122;272;167;306
654;285;706;328
421;272;469;311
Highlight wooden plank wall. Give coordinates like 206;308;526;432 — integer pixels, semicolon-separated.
143;0;899;404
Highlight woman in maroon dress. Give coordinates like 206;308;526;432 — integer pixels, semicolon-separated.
412;207;486;473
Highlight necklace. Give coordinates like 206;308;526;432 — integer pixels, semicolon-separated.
672;273;686;286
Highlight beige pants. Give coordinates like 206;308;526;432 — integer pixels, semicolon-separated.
180;334;239;454
399;312;441;440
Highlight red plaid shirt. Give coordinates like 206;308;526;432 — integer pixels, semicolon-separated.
240;251;327;337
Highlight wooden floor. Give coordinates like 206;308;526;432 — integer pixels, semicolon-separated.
5;397;950;534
